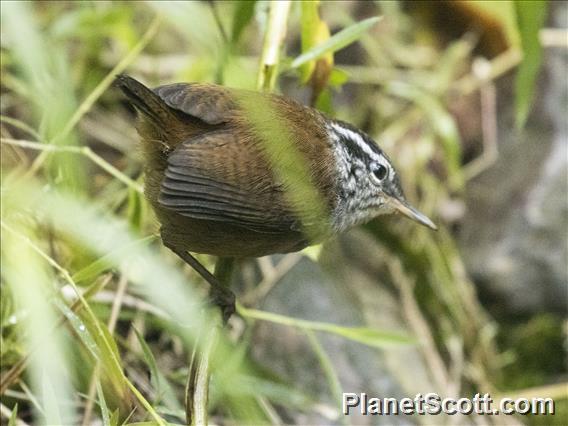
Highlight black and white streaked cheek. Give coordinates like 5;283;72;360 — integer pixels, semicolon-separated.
325;122;387;232
325;120;406;232
328;121;395;183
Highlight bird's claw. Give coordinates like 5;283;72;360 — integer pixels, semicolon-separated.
209;289;236;324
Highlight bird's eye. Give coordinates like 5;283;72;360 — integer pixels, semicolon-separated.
372;164;388;181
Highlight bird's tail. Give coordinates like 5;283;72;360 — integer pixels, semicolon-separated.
115;74;175;128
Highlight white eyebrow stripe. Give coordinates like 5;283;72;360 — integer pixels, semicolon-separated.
329;122;383;163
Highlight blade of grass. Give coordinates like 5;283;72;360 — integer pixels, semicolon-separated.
0;116;41;140
1;222;128;404
82;272;130;426
56;15;161;143
304;330;348;426
238;305;413;348
2;222;75;424
0;274;112;396
0;220;164;425
228;374;314;409
1;403;30;426
127;187;145;233
291;16;381;69
96;379;111;426
231;1;256;45
513;1;548;129
56;300;100;360
1;138;143;193
133;328;161;398
7;403;18;426
299;1;320;82
72;236;155;284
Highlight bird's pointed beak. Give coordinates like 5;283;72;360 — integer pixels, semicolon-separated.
389;197;438;231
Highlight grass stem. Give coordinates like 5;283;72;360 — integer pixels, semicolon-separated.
257;1;291;91
1;138;143;193
55;16;161;144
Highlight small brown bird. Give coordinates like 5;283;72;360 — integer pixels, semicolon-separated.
116;74;436;320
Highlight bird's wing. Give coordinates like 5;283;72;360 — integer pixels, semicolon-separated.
158;130;298;233
154;83;238;125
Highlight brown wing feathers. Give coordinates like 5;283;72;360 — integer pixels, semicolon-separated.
117;75;307;234
157;129;295;233
155;83;237;126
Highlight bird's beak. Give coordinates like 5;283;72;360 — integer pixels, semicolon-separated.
389;197;438;231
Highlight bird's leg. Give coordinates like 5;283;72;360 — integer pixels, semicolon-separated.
163;241;236;323
184;257;235;425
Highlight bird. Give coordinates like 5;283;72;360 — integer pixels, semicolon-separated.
116;74;437;321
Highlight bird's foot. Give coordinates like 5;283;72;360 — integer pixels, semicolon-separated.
209;287;236;324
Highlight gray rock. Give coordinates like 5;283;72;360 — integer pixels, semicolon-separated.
250;230;434;425
458;2;568;314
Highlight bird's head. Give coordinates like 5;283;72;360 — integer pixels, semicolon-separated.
326;119;437;232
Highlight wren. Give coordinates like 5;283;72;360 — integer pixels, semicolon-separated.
116;74;437;320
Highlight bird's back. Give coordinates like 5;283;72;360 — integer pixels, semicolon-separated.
117;76;337;256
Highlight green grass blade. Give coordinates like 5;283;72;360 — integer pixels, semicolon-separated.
304;330;348;426
127;187;145;233
231;0;256;45
56;14;161;143
514;1;548;129
72;236;155;284
133;328;161;397
230;375;313;409
7;403;18;426
291;16;381;69
96;379;111;426
55;300;100;360
56;298;128;407
239;306;413;348
2;222;76;424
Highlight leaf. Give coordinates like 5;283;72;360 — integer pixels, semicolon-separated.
301;244;323;262
229;374;314;408
55;299;99;360
514;1;548;129
127;186;143;233
7;403;18;426
71;235;155;284
110;409;120;426
132;328;183;412
96;379;111;426
94;321;126;386
231;0;256;45
291;16;381;69
328;68;349;87
56;298;127;401
133;328;161;396
314;87;333;114
299;1;321;82
239;306;414;348
324;325;413;348
304;330;343;410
